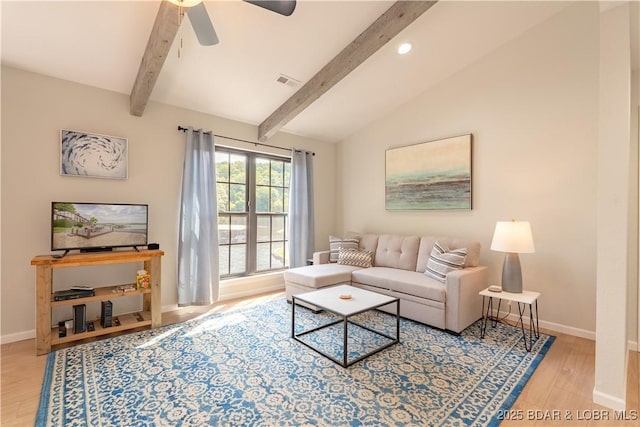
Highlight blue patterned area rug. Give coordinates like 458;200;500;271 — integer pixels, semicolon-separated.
37;298;554;426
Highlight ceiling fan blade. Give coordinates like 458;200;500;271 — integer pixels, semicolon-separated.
186;2;219;46
244;0;296;17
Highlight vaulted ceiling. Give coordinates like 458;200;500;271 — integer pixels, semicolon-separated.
2;1;580;142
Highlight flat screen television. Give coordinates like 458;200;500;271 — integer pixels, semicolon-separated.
51;202;148;254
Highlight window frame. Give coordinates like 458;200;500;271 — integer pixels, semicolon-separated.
216;146;290;279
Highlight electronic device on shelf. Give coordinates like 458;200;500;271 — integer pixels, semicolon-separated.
73;304;86;334
53;289;95;301
101;300;113;328
70;286;94;291
51;202;148;257
58;321;67;338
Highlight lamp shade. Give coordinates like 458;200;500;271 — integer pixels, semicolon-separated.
490;221;535;254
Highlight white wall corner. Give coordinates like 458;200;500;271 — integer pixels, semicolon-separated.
595;1;632;411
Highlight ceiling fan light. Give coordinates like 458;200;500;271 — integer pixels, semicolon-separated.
168;0;203;8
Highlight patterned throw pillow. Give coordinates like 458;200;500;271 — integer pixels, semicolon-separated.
424;241;467;283
338;248;374;268
329;235;359;263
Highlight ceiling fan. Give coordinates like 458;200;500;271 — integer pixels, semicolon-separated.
167;0;297;46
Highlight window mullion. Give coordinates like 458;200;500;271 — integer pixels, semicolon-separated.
247;154;257;273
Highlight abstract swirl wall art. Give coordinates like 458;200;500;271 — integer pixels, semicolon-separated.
60;129;128;179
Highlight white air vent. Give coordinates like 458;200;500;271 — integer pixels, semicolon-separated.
276;74;301;88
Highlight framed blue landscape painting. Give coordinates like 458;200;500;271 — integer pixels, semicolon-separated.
385;134;472;210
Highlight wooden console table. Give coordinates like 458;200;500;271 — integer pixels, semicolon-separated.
31;250;163;355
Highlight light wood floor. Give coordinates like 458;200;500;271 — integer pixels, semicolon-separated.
1;290;638;426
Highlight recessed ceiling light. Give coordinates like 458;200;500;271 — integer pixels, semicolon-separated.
397;42;413;55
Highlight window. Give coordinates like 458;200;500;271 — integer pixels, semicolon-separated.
216;148;290;277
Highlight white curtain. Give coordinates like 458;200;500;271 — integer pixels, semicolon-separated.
177;127;219;306
288;150;315;268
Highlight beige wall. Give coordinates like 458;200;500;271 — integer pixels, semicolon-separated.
338;3;607;337
0;66;337;341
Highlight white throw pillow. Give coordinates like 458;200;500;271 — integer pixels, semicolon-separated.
329;235;359;263
425;241;467;283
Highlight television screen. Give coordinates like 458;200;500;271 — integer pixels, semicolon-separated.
51;202;148;252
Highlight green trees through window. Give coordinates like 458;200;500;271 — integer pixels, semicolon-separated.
216;148;290;277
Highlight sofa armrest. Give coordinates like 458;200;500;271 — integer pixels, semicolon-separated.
444;266;488;333
312;251;331;265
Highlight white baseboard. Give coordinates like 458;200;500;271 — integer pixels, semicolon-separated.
593;387;626;411
162;304;179;313
218;272;284;301
1;329;35;344
1;278;286;345
503;312;595;340
0;287;629;347
218;283;284;302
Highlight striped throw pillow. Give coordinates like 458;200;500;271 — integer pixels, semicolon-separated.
338;248;373;268
329;235;359;263
424;241;467;283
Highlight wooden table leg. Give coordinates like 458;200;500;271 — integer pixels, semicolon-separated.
35;265;52;355
145;257;162;328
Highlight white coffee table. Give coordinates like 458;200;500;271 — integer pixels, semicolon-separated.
291;284;400;367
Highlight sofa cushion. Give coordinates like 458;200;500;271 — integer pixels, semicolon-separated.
329;234;359;263
358;234;379;254
284;263;361;289
374;235;420;271
416;237;480;271
338;248;374;268
424;241;467;283
351;267;446;302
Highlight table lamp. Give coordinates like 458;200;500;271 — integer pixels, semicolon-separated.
490;220;535;293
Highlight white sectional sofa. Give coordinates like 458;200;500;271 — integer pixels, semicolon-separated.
284;233;488;333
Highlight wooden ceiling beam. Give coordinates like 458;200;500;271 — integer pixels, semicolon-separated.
130;0;180;117
257;0;438;142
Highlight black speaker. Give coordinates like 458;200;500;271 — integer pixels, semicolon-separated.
148;243;159;250
101;300;113;328
73;304;86;334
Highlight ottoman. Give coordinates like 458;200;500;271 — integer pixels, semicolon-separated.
284;263;363;309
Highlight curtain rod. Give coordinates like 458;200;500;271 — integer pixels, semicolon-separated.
177;126;315;156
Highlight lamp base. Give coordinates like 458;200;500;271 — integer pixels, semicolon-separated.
501;252;523;293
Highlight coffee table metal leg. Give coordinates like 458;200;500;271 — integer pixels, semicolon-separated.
343;316;348;367
292;298;400;368
291;296;296;338
396;299;400;341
